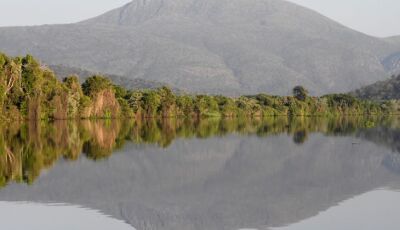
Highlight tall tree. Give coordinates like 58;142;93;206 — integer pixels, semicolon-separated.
293;86;308;101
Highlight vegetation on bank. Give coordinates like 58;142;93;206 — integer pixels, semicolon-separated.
1;53;399;121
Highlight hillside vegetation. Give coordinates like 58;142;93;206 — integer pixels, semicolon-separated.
353;74;400;100
0;54;398;121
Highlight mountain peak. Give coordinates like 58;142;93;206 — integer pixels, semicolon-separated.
82;0;307;27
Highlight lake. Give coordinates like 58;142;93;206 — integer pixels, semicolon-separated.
0;116;400;230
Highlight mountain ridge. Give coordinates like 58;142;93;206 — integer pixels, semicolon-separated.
49;64;177;90
0;0;399;95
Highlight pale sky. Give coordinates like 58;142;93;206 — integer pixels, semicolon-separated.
0;0;399;37
287;0;400;38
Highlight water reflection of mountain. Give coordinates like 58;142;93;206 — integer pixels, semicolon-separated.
356;125;400;174
0;117;400;230
357;126;400;155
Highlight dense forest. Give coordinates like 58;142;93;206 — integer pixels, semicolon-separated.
352;74;400;100
0;53;399;121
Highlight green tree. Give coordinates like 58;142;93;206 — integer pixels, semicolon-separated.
114;85;127;99
142;91;161;117
21;54;43;96
81;75;113;97
176;95;194;117
63;75;83;118
293;86;308;101
127;90;144;114
157;86;176;117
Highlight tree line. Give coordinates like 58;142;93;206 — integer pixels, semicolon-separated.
0;53;398;121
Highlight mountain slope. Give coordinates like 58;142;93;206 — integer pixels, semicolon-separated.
0;0;398;95
383;36;400;75
386;36;400;45
352;74;400;100
50;64;173;90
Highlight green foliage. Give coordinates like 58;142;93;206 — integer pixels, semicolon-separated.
0;53;397;121
79;95;92;116
103;110;112;119
117;98;134;118
176;95;194;117
0;84;5;109
0;53;7;67
216;96;237;117
194;96;208;116
293;86;309;101
63;75;80;90
142;90;161;117
21;54;43;96
63;76;83;118
82;75;113;97
114;85;127;99
158;86;176;116
323;94;359;107
127;90;143;113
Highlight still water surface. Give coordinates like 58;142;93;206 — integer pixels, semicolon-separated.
0;117;400;230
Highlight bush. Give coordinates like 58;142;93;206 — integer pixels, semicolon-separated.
82;75;113;97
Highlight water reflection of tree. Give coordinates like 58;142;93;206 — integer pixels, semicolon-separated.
82;120;122;160
0;116;398;188
293;130;308;145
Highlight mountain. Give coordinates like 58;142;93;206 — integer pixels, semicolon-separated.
386;36;400;45
352;74;400;100
383;36;400;75
0;0;399;95
50;65;174;90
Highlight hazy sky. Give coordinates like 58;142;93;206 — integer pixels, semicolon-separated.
0;0;398;37
0;0;131;26
287;0;399;37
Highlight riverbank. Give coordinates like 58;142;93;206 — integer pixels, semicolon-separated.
1;53;399;122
